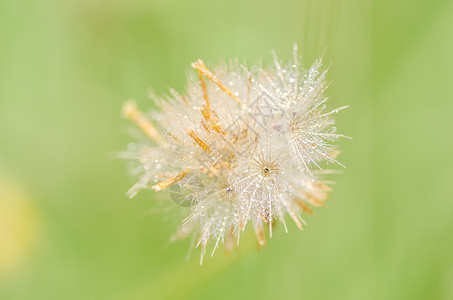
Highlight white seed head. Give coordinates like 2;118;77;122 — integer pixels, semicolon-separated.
121;45;349;263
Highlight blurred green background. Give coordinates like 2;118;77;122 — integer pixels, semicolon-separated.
1;0;452;299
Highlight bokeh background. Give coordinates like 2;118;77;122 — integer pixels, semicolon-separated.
1;0;453;299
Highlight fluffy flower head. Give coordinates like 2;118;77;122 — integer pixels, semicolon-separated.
122;45;349;263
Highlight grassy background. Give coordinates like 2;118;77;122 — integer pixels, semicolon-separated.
1;0;452;299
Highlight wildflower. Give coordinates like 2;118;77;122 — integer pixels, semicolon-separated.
121;45;349;263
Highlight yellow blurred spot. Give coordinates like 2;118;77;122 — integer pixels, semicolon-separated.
0;174;41;278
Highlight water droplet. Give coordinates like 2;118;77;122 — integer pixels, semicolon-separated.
228;81;234;86
289;78;295;83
